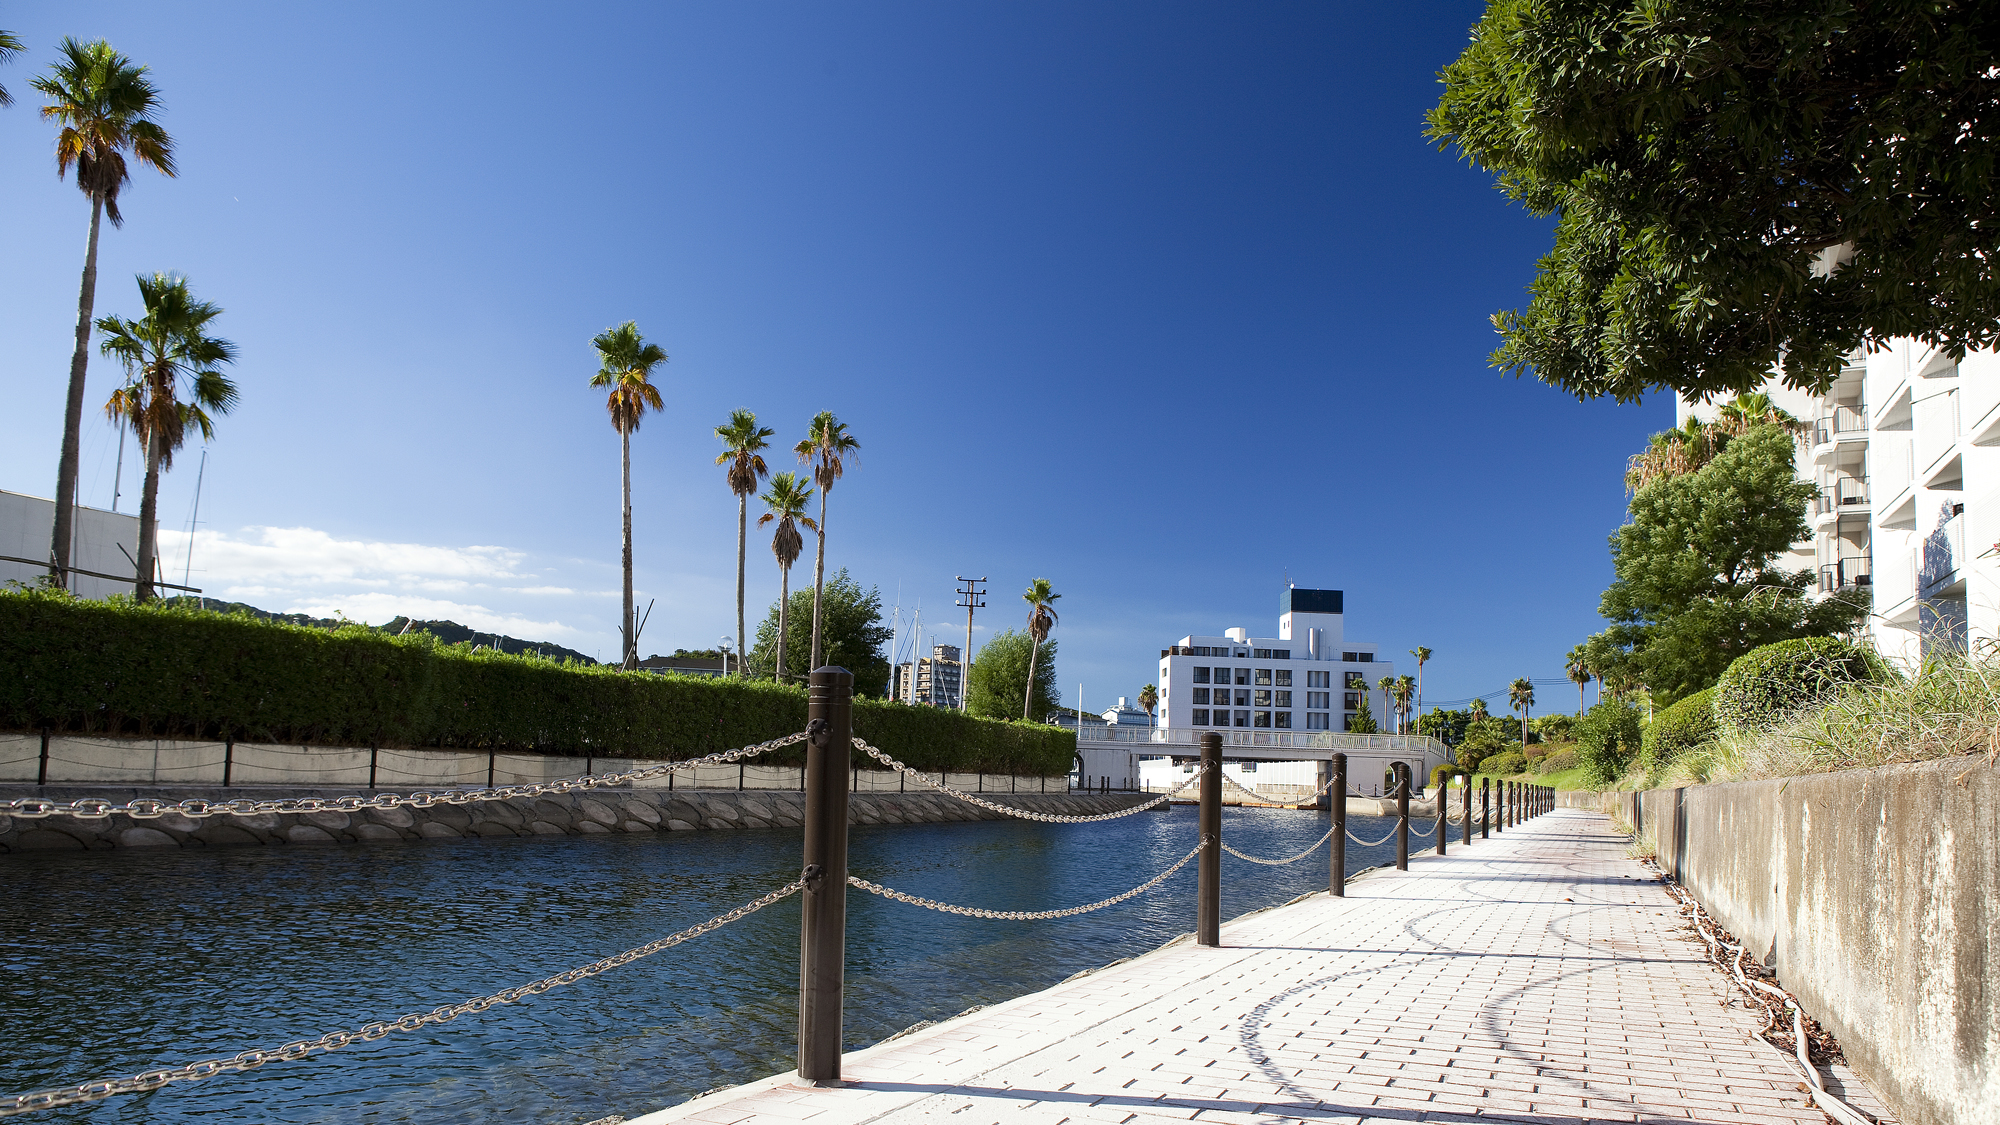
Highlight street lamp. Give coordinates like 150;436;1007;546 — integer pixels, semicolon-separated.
720;635;733;678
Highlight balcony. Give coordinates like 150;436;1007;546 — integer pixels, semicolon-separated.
1811;404;1869;458
1915;389;1961;475
1813;478;1870;522
1818;556;1872;594
1920;511;1967;598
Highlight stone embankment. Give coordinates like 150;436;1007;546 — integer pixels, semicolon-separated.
0;787;1153;853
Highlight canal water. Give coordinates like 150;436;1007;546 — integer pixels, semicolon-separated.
0;805;1421;1123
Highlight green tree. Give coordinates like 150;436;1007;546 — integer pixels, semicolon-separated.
750;567;890;694
1418;706;1469;748
1429;2;2000;404
1348;686;1378;734
1575;699;1646;786
97;274;237;603
1137;682;1158;727
588;321;667;670
1509;677;1535;745
1408;646;1431;715
1020;578;1061;720
1564;651;1594;714
1395;674;1416;734
1587;424;1867;703
36;38;175;588
967;628;1057;723
794;412;860;671
754;472;815;684
0;30;21;105
1468;696;1489;723
715;409;774;677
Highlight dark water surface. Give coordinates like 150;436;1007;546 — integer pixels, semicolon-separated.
0;805;1414;1123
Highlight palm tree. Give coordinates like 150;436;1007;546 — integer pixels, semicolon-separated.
1408;647;1431;716
1565;654;1593;715
1021;578;1061;720
794;412;859;670
1469;696;1490;724
0;30;22;105
36;39;176;588
715;409;774;678
589;321;667;670
1509;677;1535;745
757;472;816;683
1138;683;1158;728
1395;675;1416;734
96;274;236;602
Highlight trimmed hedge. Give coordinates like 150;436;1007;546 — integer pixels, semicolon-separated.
1713;636;1883;733
0;589;1073;775
1642;687;1717;767
1478;750;1526;776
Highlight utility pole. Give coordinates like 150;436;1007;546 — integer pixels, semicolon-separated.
954;576;986;712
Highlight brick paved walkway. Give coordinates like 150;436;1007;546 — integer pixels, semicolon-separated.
627;809;1887;1125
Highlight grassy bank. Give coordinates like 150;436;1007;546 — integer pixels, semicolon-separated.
0;588;1073;775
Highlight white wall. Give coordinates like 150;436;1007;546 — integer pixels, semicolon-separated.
0;489;147;598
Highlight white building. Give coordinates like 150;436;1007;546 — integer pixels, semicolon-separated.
891;644;963;707
1678;342;2000;665
0;489;148;599
1155;587;1395;733
1101;697;1151;726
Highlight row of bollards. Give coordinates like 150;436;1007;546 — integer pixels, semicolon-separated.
794;679;1554;1085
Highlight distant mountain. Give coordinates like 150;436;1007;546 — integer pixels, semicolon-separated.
160;598;599;665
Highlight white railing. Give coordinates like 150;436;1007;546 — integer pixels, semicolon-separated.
1079;726;1447;756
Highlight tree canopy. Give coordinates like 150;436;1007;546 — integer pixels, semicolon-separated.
966;628;1058;723
1583;424;1866;703
749;568;891;695
1429;1;2000;403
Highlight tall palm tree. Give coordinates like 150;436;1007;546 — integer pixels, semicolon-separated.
1509;677;1535;745
794;412;859;670
36;39;176;588
757;472;816;684
1021;578;1061;720
0;30;22;105
1376;676;1397;733
96;274;236;603
1408;647;1431;716
715;409;774;678
1565;655;1593;715
1138;683;1158;728
589;321;667;670
1395;675;1416;734
1469;696;1490;724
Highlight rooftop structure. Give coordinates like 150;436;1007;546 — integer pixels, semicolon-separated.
1155;587;1396;734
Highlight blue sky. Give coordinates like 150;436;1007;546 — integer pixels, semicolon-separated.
0;2;1669;715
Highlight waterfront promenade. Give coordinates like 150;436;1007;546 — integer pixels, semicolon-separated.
631;809;1890;1125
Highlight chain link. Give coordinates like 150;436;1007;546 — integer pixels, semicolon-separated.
0;878;805;1117
0;732;810;822
1220;824;1337;866
848;837;1208;920
852;739;1206;822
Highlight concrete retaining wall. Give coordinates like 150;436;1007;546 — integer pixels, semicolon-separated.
1601;758;1996;1125
0;785;1153;853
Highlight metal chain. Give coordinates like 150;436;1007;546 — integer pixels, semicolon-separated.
0;878;805;1117
847;836;1206;920
1221;824;1337;866
0;732;810;822
852;739;1206;822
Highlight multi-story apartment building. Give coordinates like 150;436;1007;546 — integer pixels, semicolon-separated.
891;644;963;707
1155;587;1395;733
1678;342;2000;664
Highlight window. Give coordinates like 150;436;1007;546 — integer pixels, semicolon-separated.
1253;648;1271;658
1341;652;1358;662
1274;669;1291;687
1306;712;1330;730
1274;691;1291;707
1253;690;1272;707
1192;667;1210;684
1306;691;1328;709
1213;666;1231;682
1192;708;1209;725
1357;653;1373;662
1216;710;1233;726
1307;670;1330;688
1274;711;1292;729
1235;668;1251;685
1235;689;1251;707
1273;649;1290;659
1234;710;1250;727
1240;761;1258;773
1344;692;1360;709
1254;669;1272;686
1253;711;1271;728
1342;714;1358;732
1192;687;1209;705
1345;671;1366;688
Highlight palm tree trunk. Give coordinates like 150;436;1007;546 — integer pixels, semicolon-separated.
134;433;161;603
808;486;828;669
735;494;748;677
1023;637;1039;720
50;194;105;587
621;426;635;670
776;565;791;684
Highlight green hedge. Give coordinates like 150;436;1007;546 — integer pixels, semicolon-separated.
1642;687;1717;768
1713;636;1884;733
0;589;1074;775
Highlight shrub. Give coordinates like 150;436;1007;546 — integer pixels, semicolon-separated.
1429;762;1464;790
1535;748;1579;774
1530;713;1575;744
1479;750;1526;776
1712;636;1884;732
1643;687;1717;769
0;588;1074;774
1574;699;1645;785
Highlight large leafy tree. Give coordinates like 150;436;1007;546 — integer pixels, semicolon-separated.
1585;424;1867;702
750;567;891;694
794;412;859;670
1429;1;2000;403
756;472;816;684
588;321;666;670
36;38;175;587
715;409;774;677
97;274;237;602
966;628;1058;723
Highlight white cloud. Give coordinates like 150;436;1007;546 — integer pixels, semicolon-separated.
159;526;528;585
287;593;579;640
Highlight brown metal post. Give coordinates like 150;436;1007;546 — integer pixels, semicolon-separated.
798;666;853;1085
1198;732;1221;946
1394;763;1410;871
1434;772;1447;856
1489;776;1499;834
1460;771;1472;846
1329;753;1347;896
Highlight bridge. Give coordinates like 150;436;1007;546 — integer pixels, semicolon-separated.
1074;725;1454;797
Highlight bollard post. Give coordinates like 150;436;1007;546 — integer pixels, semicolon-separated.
1460;771;1473;846
1394;762;1410;871
1198;732;1221;946
798;666;853;1085
1329;753;1347;896
1434;772;1447;856
1490;776;1500;834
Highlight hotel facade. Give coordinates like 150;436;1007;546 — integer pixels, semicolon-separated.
1154;587;1395;734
